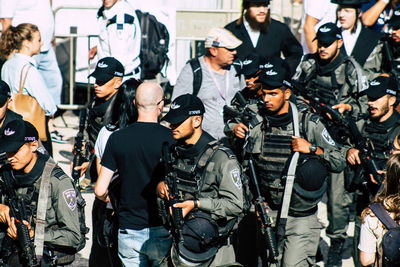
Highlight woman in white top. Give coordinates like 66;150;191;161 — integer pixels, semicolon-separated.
0;23;57;155
359;152;400;266
89;78;140;267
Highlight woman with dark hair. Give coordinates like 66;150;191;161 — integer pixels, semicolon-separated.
359;153;400;266
0;23;57;155
89;78;140;267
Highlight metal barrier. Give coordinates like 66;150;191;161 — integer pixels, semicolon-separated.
53;1;301;108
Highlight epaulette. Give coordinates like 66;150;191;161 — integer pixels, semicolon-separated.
52;166;67;180
217;146;236;159
309;113;320;124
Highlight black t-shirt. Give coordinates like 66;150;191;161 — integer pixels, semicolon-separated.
101;122;174;230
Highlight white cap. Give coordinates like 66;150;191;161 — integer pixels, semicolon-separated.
204;28;242;49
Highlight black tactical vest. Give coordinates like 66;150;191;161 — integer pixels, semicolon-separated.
307;74;343;106
87;94;117;149
365;121;400;163
172;141;224;199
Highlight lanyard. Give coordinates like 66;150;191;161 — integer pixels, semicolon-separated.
204;57;229;104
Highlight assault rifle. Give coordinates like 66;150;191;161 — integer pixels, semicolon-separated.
290;80;346;125
226;92;279;262
290;81;384;184
346;119;385;185
161;142;184;240
71;108;87;187
0;161;39;267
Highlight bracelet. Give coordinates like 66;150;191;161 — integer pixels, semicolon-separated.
193;200;198;209
381;0;390;4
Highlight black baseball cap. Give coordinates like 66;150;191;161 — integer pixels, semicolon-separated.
257;58;292;88
0;120;39;153
162;94;205;124
88;57;125;82
363;76;398;99
313;23;342;46
331;0;369;6
238;53;261;76
0;80;11;105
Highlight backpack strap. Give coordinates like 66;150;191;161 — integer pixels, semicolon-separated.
370;203;398;230
34;159;57;259
188;58;202;97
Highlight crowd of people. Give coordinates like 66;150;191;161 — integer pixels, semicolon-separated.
0;0;400;266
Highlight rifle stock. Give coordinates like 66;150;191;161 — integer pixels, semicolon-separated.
0;164;39;267
71;108;87;185
162;142;184;237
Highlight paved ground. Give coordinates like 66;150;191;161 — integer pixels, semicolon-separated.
51;110;356;267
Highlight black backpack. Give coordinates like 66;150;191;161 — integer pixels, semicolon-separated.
135;10;170;80
369;203;400;267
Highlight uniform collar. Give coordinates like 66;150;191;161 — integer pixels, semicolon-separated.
13;153;49;187
174;131;215;159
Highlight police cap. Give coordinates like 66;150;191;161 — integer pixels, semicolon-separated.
0;120;39;153
0;80;11;105
257;58;292;88
238;53;261;77
363;76;398;99
88;57;125;82
313;23;342;46
162;94;205;124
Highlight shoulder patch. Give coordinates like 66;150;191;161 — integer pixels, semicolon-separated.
230;169;242;189
63;189;77;211
321;128;336;146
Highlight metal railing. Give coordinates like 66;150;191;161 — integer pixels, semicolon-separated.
53;1;301;108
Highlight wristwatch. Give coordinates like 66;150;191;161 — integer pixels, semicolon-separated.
309;143;318;154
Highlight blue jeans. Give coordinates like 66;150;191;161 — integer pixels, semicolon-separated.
118;226;172;267
33;48;62;106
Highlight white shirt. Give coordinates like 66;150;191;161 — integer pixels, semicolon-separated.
1;53;57;115
301;0;337;54
95;126;115;159
341;22;362;56
97;0;141;78
0;0;55;52
244;17;260;48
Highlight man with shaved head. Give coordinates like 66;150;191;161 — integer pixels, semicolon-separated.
95;82;174;266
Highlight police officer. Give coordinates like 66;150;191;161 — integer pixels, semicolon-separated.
158;94;244;267
292;22;370;266
77;57;124;189
225;60;345;266
345;76;400;267
0;120;81;266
